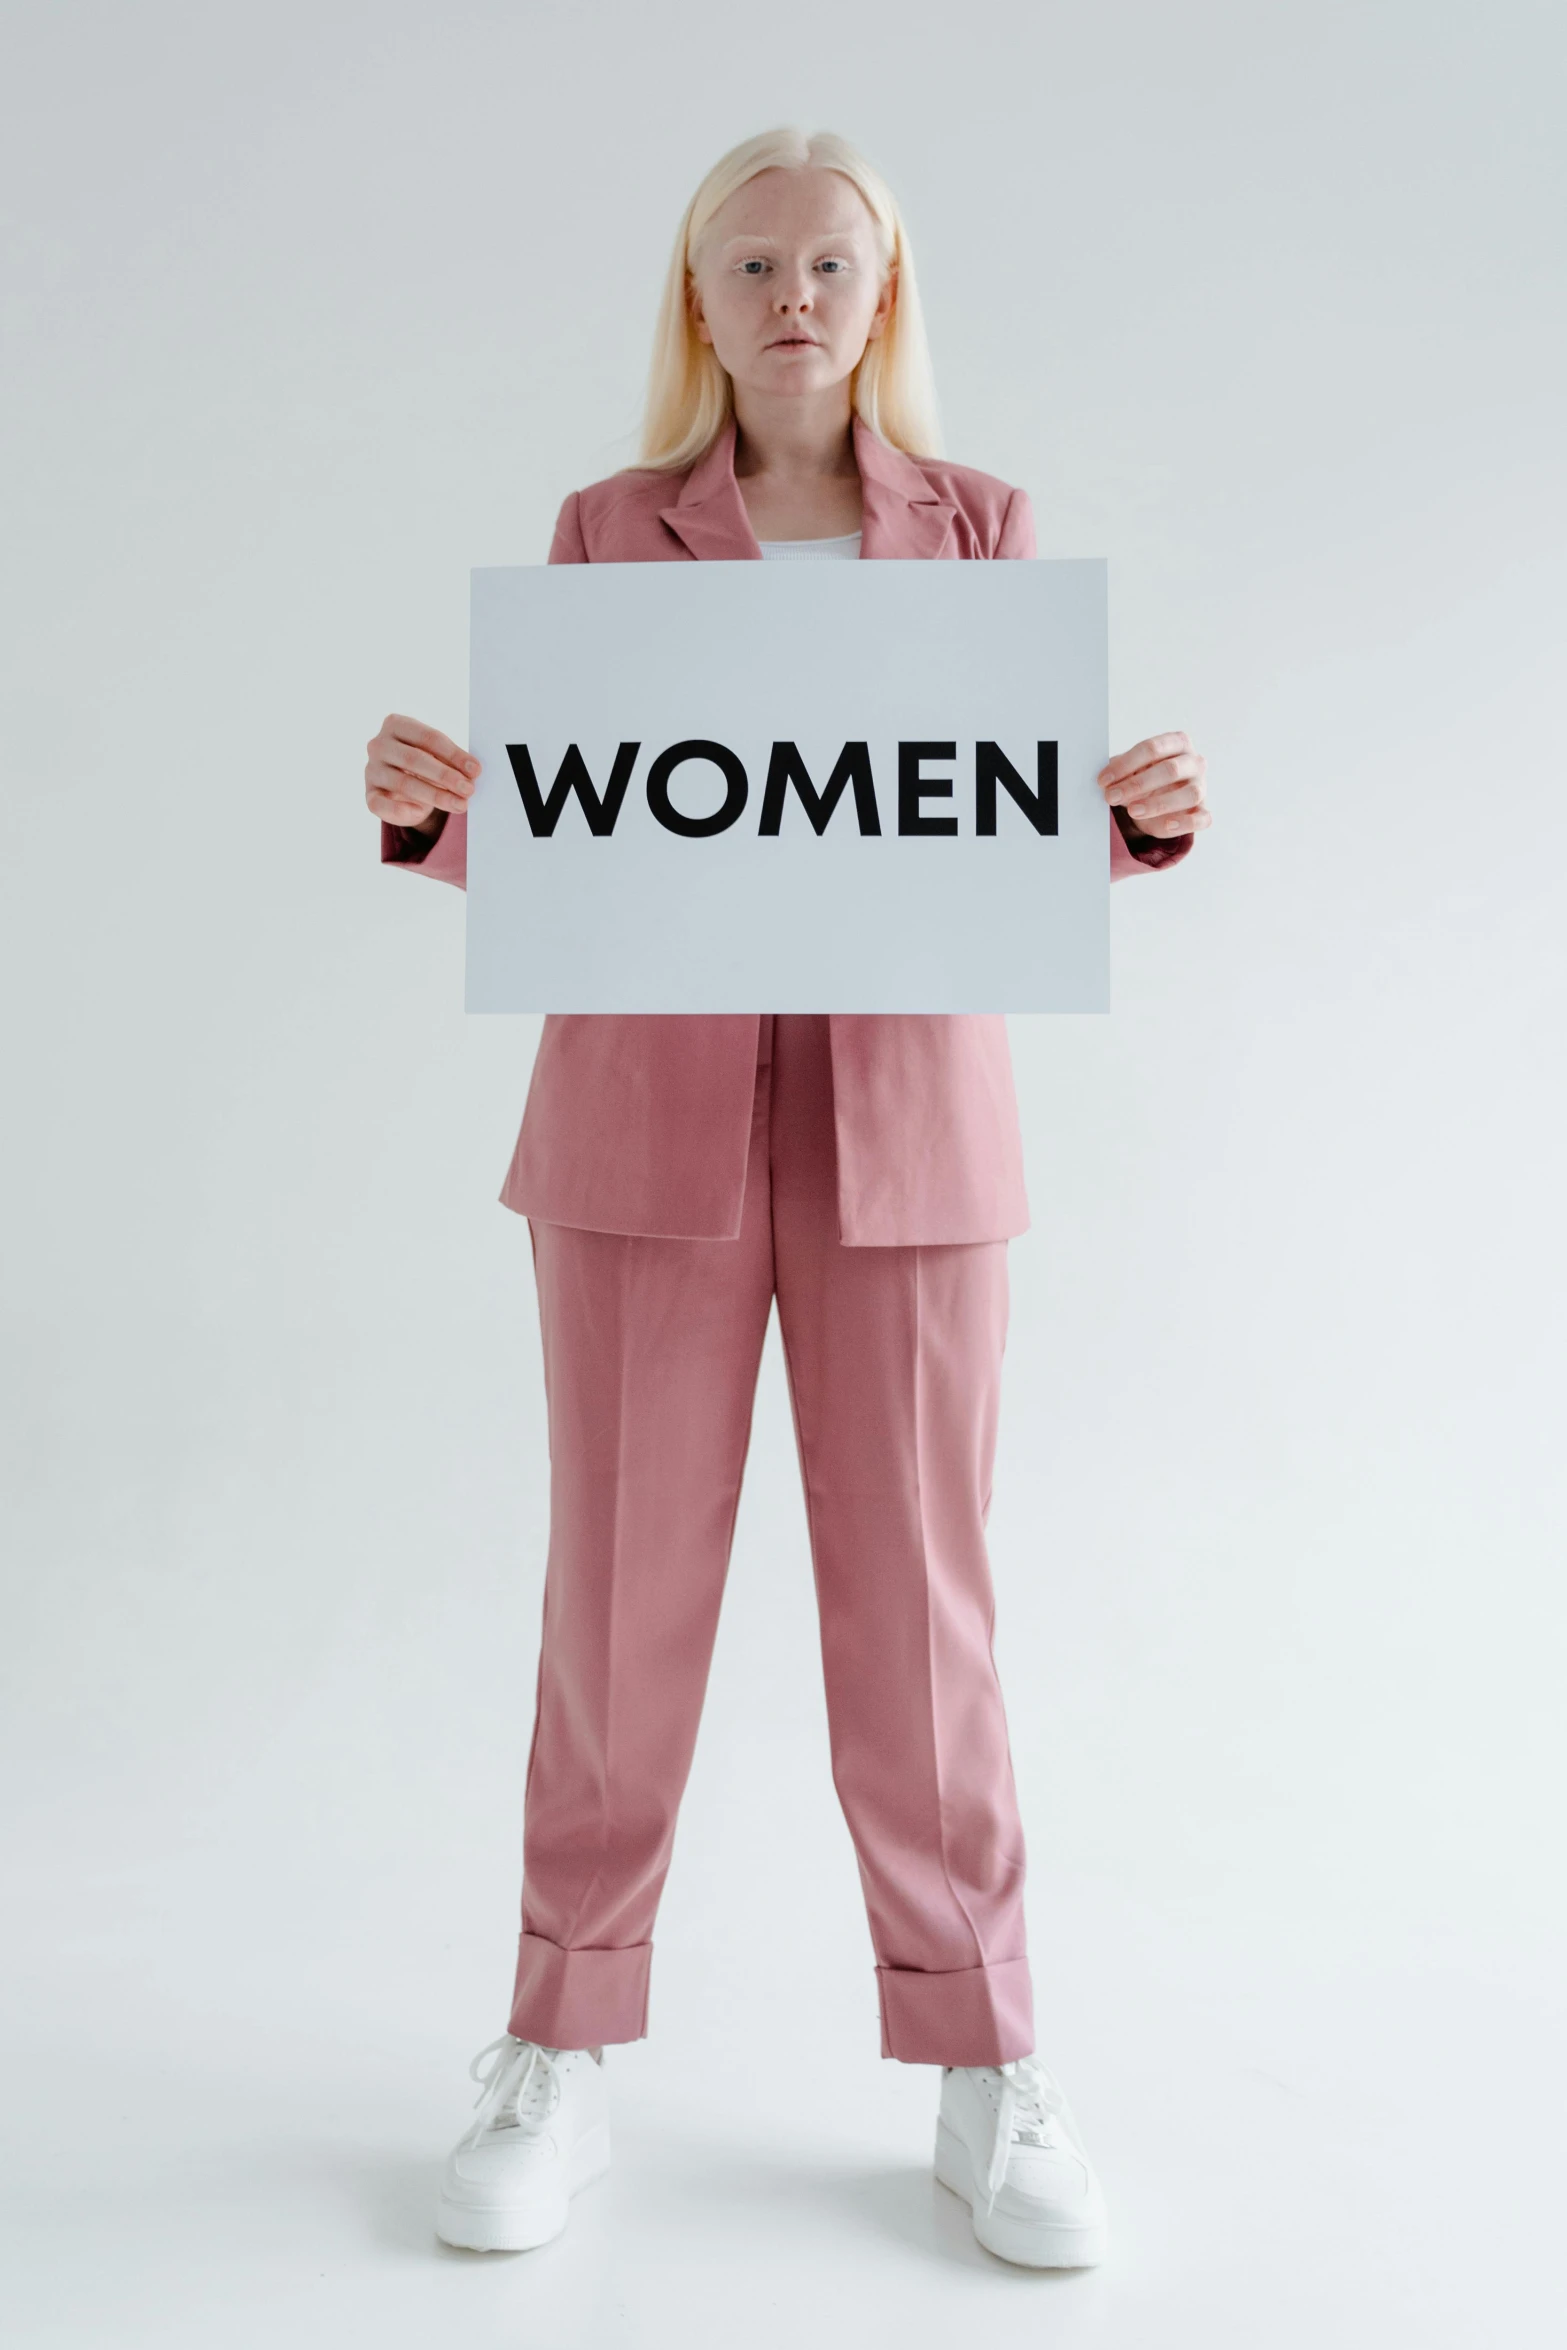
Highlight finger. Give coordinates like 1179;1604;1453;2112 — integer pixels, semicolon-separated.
1102;751;1204;805
370;734;477;796
367;765;470;816
1102;750;1203;800
1121;799;1203;831
1121;777;1208;820
368;744;473;804
379;713;481;777
1124;806;1212;838
1097;732;1191;788
375;738;477;798
368;791;460;835
367;789;432;824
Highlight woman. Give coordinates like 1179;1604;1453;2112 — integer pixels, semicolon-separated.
366;128;1210;2270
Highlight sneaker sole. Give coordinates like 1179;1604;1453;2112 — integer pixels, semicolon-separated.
933;2118;1109;2270
436;2121;611;2253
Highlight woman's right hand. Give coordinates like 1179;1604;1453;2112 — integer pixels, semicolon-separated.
365;714;481;833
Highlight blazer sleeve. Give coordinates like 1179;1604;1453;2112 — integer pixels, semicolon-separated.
380;808;467;888
995;485;1037;560
378;489;592;888
549;489;589;564
995;486;1193;880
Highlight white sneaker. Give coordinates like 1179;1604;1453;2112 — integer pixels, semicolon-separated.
935;2054;1109;2268
435;2034;611;2252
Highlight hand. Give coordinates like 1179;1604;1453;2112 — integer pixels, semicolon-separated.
1098;731;1211;840
365;714;481;833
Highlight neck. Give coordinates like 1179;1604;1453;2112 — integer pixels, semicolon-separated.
730;382;858;483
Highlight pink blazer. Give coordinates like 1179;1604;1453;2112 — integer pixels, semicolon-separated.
385;415;1193;1244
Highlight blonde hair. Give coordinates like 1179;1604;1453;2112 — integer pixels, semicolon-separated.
638;127;942;471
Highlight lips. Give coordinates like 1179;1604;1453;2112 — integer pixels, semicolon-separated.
767;336;821;349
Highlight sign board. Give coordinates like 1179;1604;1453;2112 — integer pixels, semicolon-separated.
466;558;1108;1012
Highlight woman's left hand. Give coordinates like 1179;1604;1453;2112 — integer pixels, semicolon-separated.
1098;732;1211;839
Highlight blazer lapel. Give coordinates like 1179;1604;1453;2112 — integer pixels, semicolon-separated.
658;419;762;561
659;412;956;561
853;415;956;560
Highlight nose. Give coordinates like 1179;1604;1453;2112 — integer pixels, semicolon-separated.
773;270;814;315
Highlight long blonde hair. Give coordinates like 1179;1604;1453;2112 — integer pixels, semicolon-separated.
638;128;942;471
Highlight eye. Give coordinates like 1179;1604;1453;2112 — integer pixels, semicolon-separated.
737;258;771;276
816;257;851;274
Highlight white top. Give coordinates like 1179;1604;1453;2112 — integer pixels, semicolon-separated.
755;531;863;561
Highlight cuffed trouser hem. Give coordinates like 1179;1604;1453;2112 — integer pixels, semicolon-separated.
507;1932;652;2049
876;1956;1034;2066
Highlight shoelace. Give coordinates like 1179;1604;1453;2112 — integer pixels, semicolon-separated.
984;2055;1072;2214
457;2034;564;2151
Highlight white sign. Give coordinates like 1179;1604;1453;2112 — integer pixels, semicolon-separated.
466;559;1108;1013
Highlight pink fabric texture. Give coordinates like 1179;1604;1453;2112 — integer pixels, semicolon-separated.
509;1015;1034;2065
383;415;1193;1244
382;420;1197;2061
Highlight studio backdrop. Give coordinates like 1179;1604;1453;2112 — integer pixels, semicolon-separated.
1;4;1563;2345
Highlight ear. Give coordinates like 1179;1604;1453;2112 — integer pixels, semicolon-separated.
686;271;714;348
865;263;897;343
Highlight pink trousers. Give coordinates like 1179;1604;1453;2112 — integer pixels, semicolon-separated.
508;1014;1034;2065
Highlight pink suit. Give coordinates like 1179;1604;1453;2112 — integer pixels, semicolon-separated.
385;416;1192;2062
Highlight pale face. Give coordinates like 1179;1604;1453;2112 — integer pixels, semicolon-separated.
688;167;894;407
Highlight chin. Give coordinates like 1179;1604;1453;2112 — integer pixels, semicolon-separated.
757;356;839;386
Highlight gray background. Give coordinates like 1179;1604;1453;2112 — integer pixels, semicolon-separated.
2;2;1563;2344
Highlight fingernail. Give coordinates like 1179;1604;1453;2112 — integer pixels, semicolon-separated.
466;757;481;776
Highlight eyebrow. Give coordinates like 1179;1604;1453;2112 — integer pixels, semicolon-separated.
714;231;859;251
